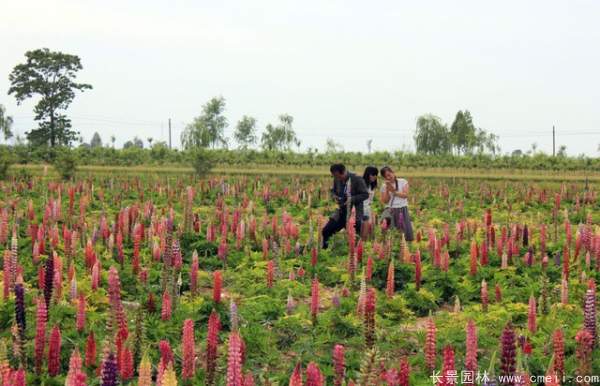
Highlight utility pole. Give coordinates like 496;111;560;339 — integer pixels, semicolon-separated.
168;118;172;149
552;125;555;156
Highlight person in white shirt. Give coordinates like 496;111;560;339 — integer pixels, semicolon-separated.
379;166;414;241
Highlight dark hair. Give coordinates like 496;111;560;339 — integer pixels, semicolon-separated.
363;166;378;189
330;163;346;174
380;166;394;178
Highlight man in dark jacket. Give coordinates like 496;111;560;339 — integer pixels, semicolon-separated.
321;163;369;249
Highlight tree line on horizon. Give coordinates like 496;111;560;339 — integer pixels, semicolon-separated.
0;47;574;160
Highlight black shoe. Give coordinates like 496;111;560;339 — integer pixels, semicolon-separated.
321;239;329;250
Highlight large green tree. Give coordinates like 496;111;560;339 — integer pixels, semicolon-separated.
233;115;257;149
8;48;92;147
450;110;499;154
414;114;451;155
0;104;13;141
181;97;228;149
261;114;300;151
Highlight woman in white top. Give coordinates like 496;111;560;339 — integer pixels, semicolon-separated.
379;166;414;241
362;166;379;222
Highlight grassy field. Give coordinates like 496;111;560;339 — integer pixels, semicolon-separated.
11;163;600;181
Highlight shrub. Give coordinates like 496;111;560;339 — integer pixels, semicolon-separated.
53;148;78;180
0;147;15;180
191;148;214;177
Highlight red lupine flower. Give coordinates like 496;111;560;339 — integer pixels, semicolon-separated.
528;295;537;334
311;277;319;323
306;362;324;386
552;329;564;380
366;256;373;282
425;316;437;370
333;344;345;386
213;270;223;303
311;246;318;267
227;332;243;386
398;357;410;386
119;346;134;381
91;261;99;291
415;250;422;291
289;363;303;386
108;266;125;330
364;287;376;348
77;293;86;332
469;240;478;276
575;329;593;381
159;340;174;369
465;319;477;376
438;346;455;386
85;331;97;368
206;310;221;385
66;349;83;386
386;259;395;298
34;297;47;373
267;260;274;288
161;290;172;321
500;322;517;385
12;368;26;386
47;325;62;376
182;319;195;379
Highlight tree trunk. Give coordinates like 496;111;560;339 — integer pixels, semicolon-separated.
50;111;55;147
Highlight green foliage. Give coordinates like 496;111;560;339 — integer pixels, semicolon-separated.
0;105;13;141
0;146;15;179
190;148;215;177
261;114;300;151
234;115;258;149
8;48;92;147
414;114;451;155
52;147;78;180
181;96;228;149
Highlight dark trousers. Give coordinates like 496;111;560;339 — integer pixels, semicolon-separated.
322;209;362;246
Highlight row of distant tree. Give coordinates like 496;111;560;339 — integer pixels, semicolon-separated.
0;47;535;157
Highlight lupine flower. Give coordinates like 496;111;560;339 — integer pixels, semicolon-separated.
495;283;502;303
182;319;195;379
159;340;174;368
267;260;274;288
14;283;25;339
366;256;373;282
162;290;172;321
289;363;303;386
47;326;62;376
120;346;134;381
500;322;516;384
386;259;395;298
306;362;324;386
575;329;593;382
425;317;437;370
213;271;222;303
44;256;54;308
583;287;596;346
438;346;456;386
398;356;410;386
77;293;86;332
552;329;564;380
66;349;84;386
465;320;478;376
101;351;118;386
311;277;319;324
333;344;345;386
206;310;221;385
34;297;47;373
561;278;568;305
137;354;152;386
528;295;536;334
364;287;376;348
469;240;478;276
226;332;243;386
85;331;97;368
415;250;422;291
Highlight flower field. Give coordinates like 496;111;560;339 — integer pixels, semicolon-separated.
0;173;599;385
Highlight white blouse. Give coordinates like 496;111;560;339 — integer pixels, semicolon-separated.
380;178;408;208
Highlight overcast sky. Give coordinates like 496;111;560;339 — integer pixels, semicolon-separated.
2;0;600;154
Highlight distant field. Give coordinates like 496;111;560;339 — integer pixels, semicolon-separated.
11;163;600;181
